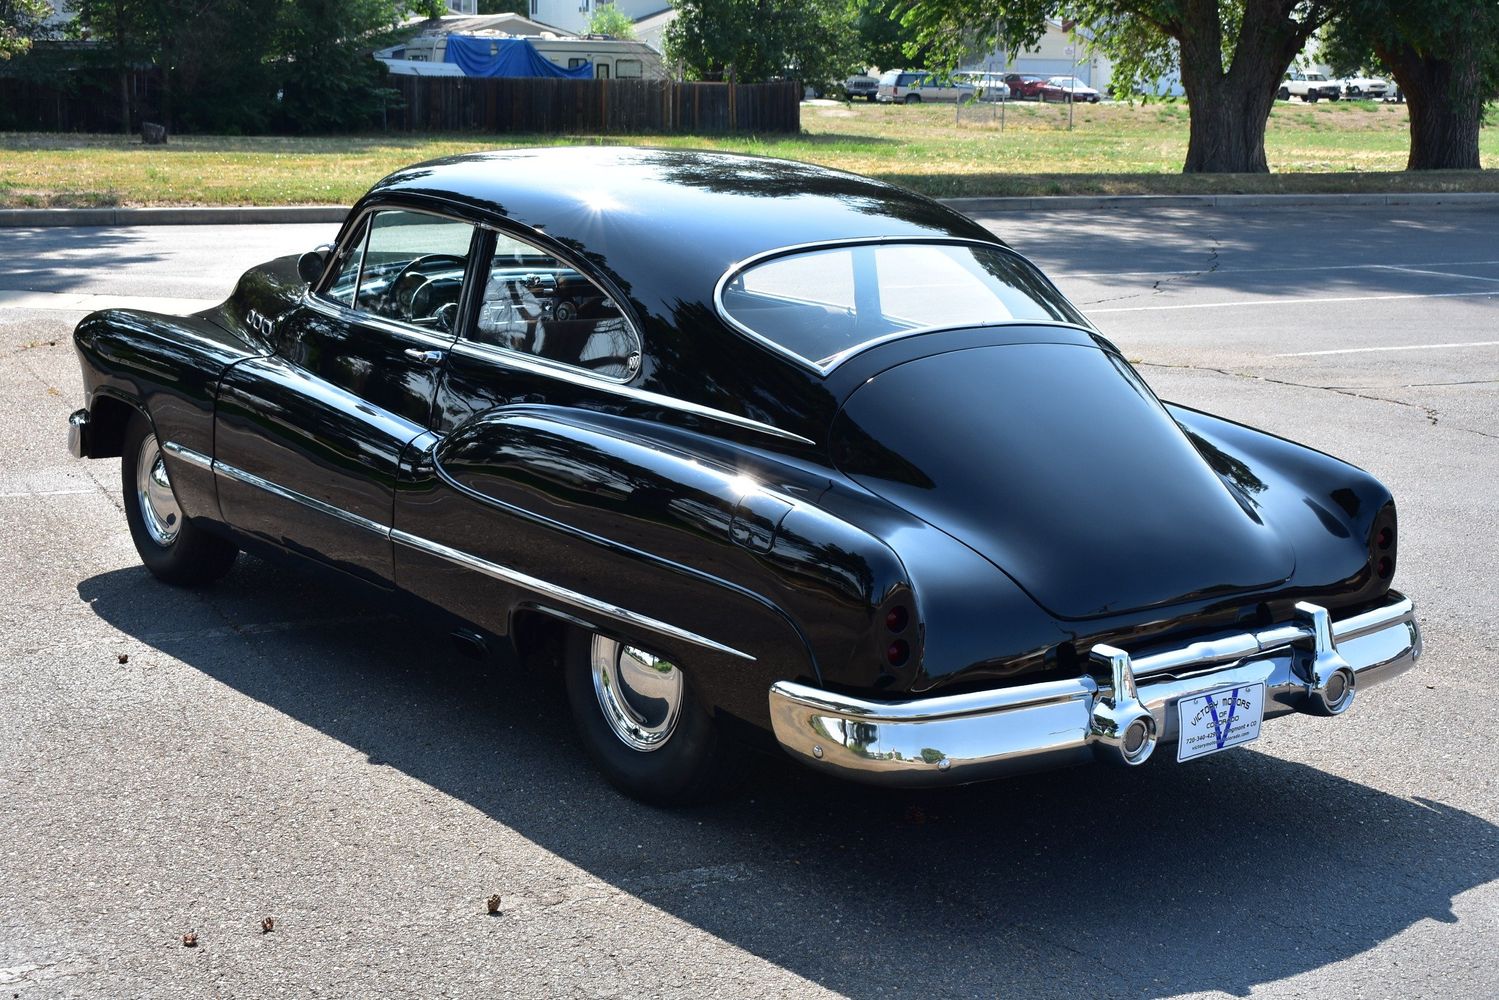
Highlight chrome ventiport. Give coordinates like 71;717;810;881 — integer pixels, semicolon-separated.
1295;601;1357;715
1088;644;1158;766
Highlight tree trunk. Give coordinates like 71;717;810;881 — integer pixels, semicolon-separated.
1180;74;1281;172
1174;0;1322;173
1377;41;1483;170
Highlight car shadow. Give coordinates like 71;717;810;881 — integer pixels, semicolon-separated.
78;561;1497;998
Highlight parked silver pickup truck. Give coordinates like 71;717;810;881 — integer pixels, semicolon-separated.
1279;71;1342;102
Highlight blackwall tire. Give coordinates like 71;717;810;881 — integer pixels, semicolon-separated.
563;628;732;804
121;413;238;586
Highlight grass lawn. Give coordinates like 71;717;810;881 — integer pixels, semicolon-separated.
1;98;1496;208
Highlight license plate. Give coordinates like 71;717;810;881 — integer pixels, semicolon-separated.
1176;682;1265;762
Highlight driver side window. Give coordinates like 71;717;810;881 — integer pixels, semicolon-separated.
322;209;476;334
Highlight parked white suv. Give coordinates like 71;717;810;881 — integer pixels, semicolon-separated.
1279;71;1342;102
876;70;976;104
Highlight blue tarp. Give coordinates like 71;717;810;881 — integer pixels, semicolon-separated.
444;36;592;79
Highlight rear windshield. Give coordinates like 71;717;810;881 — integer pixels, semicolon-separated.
719;241;1087;372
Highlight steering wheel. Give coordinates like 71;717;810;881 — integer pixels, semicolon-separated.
385;254;467;319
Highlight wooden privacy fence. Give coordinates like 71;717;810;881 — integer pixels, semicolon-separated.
386;76;802;135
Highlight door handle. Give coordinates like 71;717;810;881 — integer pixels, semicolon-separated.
403;348;445;365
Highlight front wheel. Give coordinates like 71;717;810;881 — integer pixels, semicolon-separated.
122;413;238;586
564;629;731;803
903;93;921;104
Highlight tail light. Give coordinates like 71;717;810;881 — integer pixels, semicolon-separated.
1370;505;1397;583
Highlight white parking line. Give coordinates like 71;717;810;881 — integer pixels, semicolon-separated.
1057;258;1499;279
1089;289;1498;314
1374;264;1499;283
1274;341;1499;358
0;489;96;499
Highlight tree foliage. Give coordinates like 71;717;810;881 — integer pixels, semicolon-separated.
65;0;444;132
901;1;1337;172
0;0;51;60
850;0;929;71
585;4;636;39
665;0;858;86
1325;0;1498;169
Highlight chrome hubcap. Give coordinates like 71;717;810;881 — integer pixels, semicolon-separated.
590;635;684;752
135;436;181;547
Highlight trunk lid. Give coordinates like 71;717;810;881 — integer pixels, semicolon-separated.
830;342;1295;620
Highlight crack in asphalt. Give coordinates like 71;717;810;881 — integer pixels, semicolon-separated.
1077;238;1222;308
1140;360;1499;442
1138;360;1440;422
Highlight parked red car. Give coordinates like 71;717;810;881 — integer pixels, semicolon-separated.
1002;73;1047;100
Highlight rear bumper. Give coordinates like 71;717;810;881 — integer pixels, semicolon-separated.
768;592;1420;787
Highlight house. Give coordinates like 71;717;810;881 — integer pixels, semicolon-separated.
962;20;1115;92
526;0;672;42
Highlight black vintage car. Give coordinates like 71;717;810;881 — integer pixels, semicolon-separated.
68;148;1420;802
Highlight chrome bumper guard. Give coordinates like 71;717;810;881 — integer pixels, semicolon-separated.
67;408;91;460
768;592;1420;786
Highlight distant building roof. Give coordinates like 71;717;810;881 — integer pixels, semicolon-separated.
400;12;569;39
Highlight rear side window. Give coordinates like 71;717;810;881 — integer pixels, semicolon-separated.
719;241;1087;373
467;231;641;380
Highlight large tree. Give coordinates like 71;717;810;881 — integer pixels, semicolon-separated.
902;1;1340;173
851;0;931;71
665;0;859;88
1325;0;1499;170
1;0;51;60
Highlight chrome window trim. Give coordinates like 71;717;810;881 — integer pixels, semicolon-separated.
447;339;817;446
309;204;480;343
459;222;644;387
170;441;752;661
302;292;456;350
713;235;1096;376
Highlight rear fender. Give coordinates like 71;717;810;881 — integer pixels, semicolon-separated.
413;407;913;722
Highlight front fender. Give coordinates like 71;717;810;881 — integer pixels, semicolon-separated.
72;307;273;520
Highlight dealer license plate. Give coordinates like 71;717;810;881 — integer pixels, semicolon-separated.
1176;682;1266;763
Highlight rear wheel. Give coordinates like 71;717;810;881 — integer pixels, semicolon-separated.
563;628;730;804
122;413;238;586
1278;87;1290;100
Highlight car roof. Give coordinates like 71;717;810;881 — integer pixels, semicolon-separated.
362;146;999;320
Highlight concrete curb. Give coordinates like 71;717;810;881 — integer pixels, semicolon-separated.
943;191;1499;213
0;205;349;227
3;191;1499;226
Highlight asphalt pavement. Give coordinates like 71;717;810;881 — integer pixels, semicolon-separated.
1;206;1495;999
